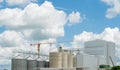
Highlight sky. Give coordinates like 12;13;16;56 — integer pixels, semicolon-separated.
0;0;120;70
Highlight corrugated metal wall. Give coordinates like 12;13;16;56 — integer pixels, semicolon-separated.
12;59;27;70
27;60;37;70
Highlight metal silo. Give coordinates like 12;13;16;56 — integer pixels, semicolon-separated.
45;61;49;67
27;60;37;70
68;53;74;68
73;56;77;67
62;52;68;67
12;58;27;70
37;61;45;68
49;52;62;68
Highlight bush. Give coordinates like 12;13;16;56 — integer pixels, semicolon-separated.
111;66;120;70
99;65;110;68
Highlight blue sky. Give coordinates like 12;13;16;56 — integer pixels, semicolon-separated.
50;0;120;40
0;0;120;70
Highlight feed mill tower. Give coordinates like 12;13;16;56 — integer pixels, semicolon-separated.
84;39;116;66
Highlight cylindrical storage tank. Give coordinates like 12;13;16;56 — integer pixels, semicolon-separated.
49;52;62;68
45;61;49;67
68;53;74;67
62;52;68;67
73;56;77;67
12;58;27;70
27;60;37;70
37;61;45;68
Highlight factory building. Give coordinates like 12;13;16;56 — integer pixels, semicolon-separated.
84;39;116;66
76;53;97;70
11;47;77;70
11;39;116;70
75;52;106;70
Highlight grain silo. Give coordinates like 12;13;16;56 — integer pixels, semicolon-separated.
49;52;62;68
45;61;49;67
37;61;46;68
68;53;74;67
12;58;27;70
27;59;37;70
73;56;77;67
62;52;68;67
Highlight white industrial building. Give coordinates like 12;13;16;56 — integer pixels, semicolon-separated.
76;53;97;70
11;39;116;70
84;39;116;66
75;52;106;70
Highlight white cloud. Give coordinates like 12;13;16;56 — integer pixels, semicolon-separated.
6;0;38;6
68;12;82;25
0;0;3;3
0;30;26;64
101;0;120;18
0;47;16;65
0;1;67;40
0;1;83;40
39;39;57;55
0;30;24;47
72;31;95;48
73;27;120;47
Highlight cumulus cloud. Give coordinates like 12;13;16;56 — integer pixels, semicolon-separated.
0;30;24;47
73;31;95;48
0;0;3;3
101;0;120;19
0;1;82;44
73;27;120;47
0;1;67;40
0;1;83;40
6;0;38;6
0;30;26;64
0;47;16;65
68;12;82;25
39;39;57;55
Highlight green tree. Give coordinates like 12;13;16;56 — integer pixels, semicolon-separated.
111;66;120;70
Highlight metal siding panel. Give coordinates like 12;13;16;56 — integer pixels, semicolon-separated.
37;61;45;68
27;60;37;70
12;59;27;70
